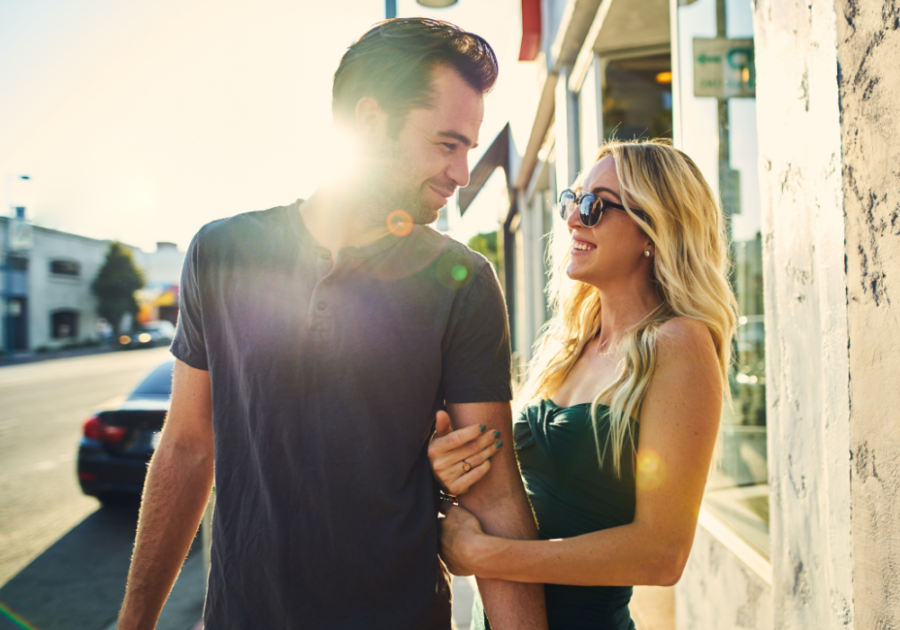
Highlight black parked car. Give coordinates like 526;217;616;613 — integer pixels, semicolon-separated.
77;359;174;501
118;320;176;349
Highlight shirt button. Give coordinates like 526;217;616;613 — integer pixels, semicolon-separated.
317;300;327;310
323;277;332;285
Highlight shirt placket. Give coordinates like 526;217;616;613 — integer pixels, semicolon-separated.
307;249;335;346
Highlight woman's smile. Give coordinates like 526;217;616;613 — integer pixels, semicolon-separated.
571;236;597;254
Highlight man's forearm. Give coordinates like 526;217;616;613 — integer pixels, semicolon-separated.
461;486;547;630
118;437;214;629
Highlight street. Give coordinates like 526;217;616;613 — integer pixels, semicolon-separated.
0;348;204;630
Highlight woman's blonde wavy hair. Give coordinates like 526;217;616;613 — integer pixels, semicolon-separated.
517;138;738;476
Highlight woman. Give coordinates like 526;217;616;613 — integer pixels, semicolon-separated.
429;139;738;629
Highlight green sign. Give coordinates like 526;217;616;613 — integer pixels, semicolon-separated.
693;38;755;99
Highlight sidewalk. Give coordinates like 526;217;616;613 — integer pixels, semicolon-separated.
0;345;117;367
450;577;674;630
100;552;206;630
631;586;675;630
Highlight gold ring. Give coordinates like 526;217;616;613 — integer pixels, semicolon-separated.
461;460;472;473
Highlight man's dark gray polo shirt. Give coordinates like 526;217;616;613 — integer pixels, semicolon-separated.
171;201;512;629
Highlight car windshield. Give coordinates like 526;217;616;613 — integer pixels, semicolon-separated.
131;361;175;396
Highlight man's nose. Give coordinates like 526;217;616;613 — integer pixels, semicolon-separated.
447;152;471;189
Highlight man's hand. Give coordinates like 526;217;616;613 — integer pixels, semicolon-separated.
118;359;215;630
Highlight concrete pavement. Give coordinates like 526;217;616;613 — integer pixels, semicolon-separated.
0;347;197;630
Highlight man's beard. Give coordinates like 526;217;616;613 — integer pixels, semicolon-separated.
365;143;444;226
390;184;442;225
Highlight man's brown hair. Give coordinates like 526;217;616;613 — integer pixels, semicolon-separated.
332;17;498;136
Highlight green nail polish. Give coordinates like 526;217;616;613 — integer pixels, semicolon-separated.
493;430;501;438
496;440;503;448
479;424;486;432
488;456;492;462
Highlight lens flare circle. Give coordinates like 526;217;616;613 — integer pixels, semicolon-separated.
387;209;414;237
635;448;666;491
451;265;468;282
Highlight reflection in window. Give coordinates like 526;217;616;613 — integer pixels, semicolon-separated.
51;310;79;339
601;54;673;141
50;259;81;276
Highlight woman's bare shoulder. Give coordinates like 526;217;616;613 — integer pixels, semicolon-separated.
656;317;716;361
652;317;720;395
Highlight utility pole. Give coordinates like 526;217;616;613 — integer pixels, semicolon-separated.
2;174;31;354
716;0;736;246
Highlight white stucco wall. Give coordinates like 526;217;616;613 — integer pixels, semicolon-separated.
835;1;900;627
752;0;854;627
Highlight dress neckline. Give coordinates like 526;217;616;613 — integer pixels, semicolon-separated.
545;399;604;410
542;399;638;424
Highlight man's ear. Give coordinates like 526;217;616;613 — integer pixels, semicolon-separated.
355;97;387;143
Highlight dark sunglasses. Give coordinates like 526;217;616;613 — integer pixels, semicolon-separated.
558;188;647;227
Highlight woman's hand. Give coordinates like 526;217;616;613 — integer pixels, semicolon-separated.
428;410;504;496
438;503;487;576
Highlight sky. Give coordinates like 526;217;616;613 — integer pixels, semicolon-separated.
0;0;539;252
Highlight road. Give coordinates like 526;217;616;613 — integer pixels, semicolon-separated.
0;347;204;630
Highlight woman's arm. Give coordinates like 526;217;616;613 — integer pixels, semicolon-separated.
441;317;722;587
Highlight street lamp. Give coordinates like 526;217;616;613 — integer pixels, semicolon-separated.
386;0;459;19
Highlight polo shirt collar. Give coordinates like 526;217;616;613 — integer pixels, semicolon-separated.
289;198;405;260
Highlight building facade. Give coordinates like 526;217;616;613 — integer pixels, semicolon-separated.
0;217;183;355
464;0;900;627
134;242;186;326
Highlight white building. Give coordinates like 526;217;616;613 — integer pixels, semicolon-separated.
134;241;186;326
1;216;183;354
463;0;900;627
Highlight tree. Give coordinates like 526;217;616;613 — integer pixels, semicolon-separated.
467;231;499;271
92;242;145;336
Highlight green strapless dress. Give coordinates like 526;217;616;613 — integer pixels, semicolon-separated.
471;399;638;630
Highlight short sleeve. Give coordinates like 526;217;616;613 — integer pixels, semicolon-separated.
441;263;512;403
171;231;209;370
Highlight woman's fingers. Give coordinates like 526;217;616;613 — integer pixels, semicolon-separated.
428;422;486;462
444;458;492;496
463;429;504;461
446;431;506;495
428;410;506;496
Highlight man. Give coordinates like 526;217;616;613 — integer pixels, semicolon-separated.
118;18;546;630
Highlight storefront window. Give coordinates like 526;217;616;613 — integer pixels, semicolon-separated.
601;53;673;141
674;0;768;556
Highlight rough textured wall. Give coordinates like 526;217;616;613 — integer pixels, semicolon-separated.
753;0;854;627
676;525;772;630
835;1;900;628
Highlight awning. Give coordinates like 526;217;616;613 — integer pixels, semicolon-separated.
459;123;514;217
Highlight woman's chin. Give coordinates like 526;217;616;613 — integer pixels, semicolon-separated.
566;262;588;282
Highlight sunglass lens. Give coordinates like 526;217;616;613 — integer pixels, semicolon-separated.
559;190;576;219
579;196;602;227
